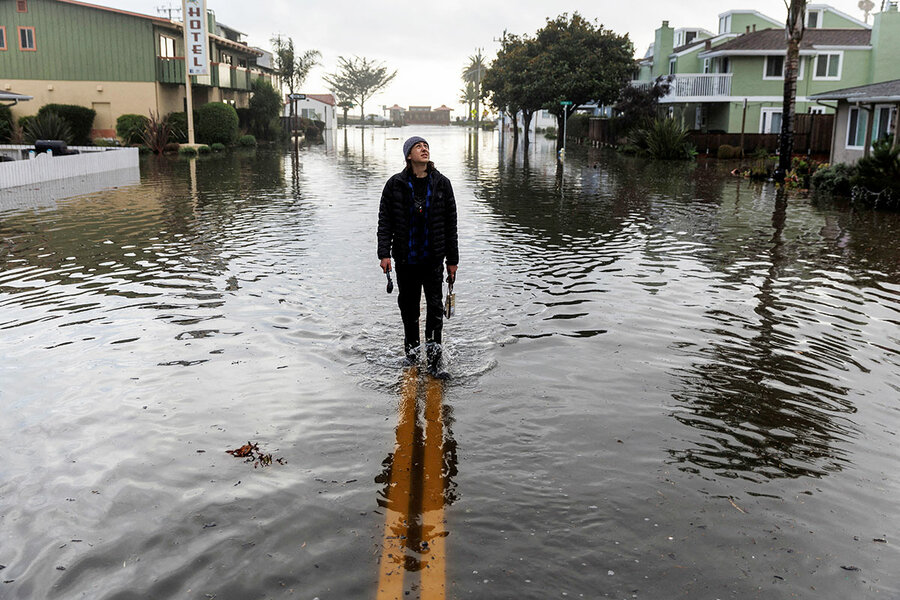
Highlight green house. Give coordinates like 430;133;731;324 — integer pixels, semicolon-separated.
631;4;899;137
0;0;274;139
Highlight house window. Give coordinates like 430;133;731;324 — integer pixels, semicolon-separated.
717;57;730;74
847;106;868;148
159;35;176;58
874;105;897;142
16;0;27;12
760;108;782;133
719;14;732;34
685;31;697;45
0;27;6;51
764;55;785;78
18;26;35;51
703;58;710;74
814;53;841;79
807;10;822;28
668;58;676;75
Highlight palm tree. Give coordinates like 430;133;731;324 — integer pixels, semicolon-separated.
776;0;806;181
461;48;487;127
459;81;477;122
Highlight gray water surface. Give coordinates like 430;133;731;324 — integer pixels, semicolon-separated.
1;127;899;599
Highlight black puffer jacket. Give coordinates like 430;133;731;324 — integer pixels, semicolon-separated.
377;168;458;265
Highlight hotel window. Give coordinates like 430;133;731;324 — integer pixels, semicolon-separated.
0;27;6;51
18;26;35;51
814;53;841;79
17;0;27;12
221;53;233;65
159;35;176;58
764;55;784;78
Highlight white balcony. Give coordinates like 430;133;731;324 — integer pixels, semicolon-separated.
630;73;733;102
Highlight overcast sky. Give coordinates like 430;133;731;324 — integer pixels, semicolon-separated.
91;0;868;116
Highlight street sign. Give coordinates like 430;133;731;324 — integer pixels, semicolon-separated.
289;94;307;100
560;101;573;105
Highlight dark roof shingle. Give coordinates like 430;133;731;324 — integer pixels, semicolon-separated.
706;28;870;53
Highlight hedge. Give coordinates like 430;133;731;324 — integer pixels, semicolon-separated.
116;114;149;145
37;104;96;145
196;102;239;145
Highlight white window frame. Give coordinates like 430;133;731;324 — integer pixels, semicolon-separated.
719;14;732;34
808;106;826;115
763;55;785;80
760;107;783;134
846;106;867;149
806;10;822;28
702;58;710;74
668;57;676;75
873;104;897;143
813;52;842;81
159;35;176;58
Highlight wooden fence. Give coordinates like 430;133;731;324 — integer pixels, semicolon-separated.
588;113;834;157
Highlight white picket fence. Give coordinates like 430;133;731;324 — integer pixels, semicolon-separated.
0;146;139;189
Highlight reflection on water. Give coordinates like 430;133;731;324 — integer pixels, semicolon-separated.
376;368;456;599
2;130;900;598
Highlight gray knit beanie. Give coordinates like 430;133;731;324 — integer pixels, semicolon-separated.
403;136;428;160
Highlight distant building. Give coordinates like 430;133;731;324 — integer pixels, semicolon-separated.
392;105;453;126
0;0;275;138
282;93;336;131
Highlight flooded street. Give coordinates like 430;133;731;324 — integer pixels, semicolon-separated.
2;126;899;599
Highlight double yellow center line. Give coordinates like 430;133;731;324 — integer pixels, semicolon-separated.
377;367;448;600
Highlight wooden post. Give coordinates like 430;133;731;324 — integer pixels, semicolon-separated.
740;98;748;157
862;103;874;158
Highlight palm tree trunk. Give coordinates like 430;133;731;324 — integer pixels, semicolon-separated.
776;0;806;181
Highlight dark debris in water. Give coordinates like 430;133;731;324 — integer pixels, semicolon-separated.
225;441;285;468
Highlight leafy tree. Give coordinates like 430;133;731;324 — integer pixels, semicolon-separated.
323;56;397;124
270;35;321;124
613;75;673;135
482;34;544;149
776;0;807;181
248;77;283;140
532;13;634;150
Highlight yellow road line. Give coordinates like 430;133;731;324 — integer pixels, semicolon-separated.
420;375;447;600
376;367;418;600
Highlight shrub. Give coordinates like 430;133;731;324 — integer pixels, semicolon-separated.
238;134;257;147
811;162;856;196
37;104;95;145
92;138;119;147
566;113;590;138
210;142;226;152
24;112;73;144
628;118;696;160
196;102;239;145
116;113;149;145
248;78;283;140
141;111;174;155
304;124;320;141
163;142;180;153
0;105;12;142
717;144;742;159
179;145;198;156
165;112;190;143
850;139;900;207
197;144;211;154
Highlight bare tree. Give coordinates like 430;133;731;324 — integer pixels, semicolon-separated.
323;56;397;125
776;0;806;181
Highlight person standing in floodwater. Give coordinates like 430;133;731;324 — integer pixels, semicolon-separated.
378;136;459;376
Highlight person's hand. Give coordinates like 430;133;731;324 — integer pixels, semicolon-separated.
380;258;392;273
447;264;457;283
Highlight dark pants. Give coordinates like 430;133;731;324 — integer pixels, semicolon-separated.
395;262;444;349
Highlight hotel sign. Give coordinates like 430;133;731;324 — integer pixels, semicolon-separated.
182;0;209;75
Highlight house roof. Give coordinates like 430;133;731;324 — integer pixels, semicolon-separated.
55;0;172;25
0;91;34;103
305;94;336;106
701;28;871;56
809;79;900;102
435;105;453;111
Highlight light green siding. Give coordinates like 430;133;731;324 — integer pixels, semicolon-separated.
652;24;674;78
728;13;781;35
0;0;156;81
869;7;900;82
819;10;864;28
